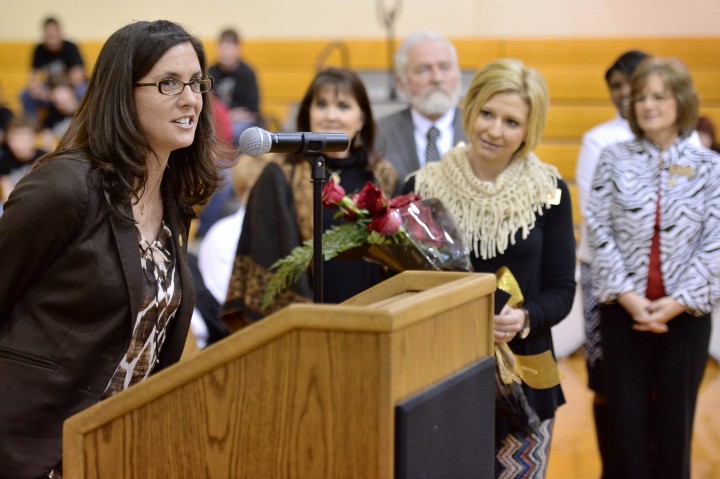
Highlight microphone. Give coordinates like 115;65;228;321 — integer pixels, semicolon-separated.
239;126;350;157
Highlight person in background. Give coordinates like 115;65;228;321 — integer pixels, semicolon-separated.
376;31;466;192
198;154;267;305
192;91;236;234
0;20;222;478
587;57;720;479
198;28;262;238
574;49;648;479
192;93;237;239
188;155;268;348
0;83;14;148
209;27;261;144
20;16;86;123
39;74;80;151
696;116;720;153
405;59;576;477
211;92;234;147
0;116;47;206
221;67;397;326
187;251;231;350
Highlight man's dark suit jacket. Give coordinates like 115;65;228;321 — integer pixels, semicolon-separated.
0;156;195;478
375;107;467;194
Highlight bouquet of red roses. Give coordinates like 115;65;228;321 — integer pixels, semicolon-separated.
261;177;472;308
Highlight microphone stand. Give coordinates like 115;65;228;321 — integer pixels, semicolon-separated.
240;127;350;304
306;154;326;304
292;132;349;304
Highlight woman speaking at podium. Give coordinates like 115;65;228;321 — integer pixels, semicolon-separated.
0;20;222;478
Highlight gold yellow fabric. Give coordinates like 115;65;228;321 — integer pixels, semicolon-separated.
494;267;561;390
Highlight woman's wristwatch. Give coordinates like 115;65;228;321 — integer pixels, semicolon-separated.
520;308;531;339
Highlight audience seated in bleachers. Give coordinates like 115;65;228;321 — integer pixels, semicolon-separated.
0;116;46;207
196;27;263;238
39;73;80;151
20;16;86;126
0;83;14;148
209;27;261;144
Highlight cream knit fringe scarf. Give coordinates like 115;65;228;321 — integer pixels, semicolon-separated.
415;143;560;260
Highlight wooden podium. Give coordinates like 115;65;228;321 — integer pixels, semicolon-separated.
63;271;496;478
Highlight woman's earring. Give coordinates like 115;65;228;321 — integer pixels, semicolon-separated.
352;133;364;149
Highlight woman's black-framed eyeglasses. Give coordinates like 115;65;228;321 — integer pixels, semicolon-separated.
134;77;214;96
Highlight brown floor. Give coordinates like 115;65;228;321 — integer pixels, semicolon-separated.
547;352;720;478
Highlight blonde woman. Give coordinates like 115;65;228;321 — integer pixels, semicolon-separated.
405;59;576;477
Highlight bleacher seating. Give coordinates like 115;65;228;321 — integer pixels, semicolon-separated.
2;36;719;234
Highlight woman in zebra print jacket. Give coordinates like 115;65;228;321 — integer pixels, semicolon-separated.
586;57;720;479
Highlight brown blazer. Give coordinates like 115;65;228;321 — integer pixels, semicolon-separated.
0;155;195;478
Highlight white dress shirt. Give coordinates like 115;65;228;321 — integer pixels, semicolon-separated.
411;108;456;168
575;115;634;263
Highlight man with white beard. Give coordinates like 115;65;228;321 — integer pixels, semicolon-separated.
376;31;466;193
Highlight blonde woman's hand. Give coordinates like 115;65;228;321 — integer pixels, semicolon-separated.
493;304;524;343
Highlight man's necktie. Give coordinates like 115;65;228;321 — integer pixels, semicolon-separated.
425;126;441;163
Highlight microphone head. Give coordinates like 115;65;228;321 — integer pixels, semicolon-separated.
239;127;272;157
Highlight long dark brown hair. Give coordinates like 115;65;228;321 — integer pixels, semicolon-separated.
292;67;379;171
41;20;221;219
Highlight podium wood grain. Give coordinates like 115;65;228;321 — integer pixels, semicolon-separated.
63;271;496;478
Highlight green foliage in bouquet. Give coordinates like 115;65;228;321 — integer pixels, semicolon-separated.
262;222;368;309
261;176;471;309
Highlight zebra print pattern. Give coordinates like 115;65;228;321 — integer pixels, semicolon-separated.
580;262;602;367
586;137;720;314
495;419;553;478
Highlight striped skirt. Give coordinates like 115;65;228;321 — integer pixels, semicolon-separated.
495;418;554;478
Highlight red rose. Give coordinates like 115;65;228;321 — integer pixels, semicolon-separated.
388;193;421;210
368;209;402;236
342;208;360;222
322;177;346;208
420;206;443;242
354;182;388;217
404;203;444;248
